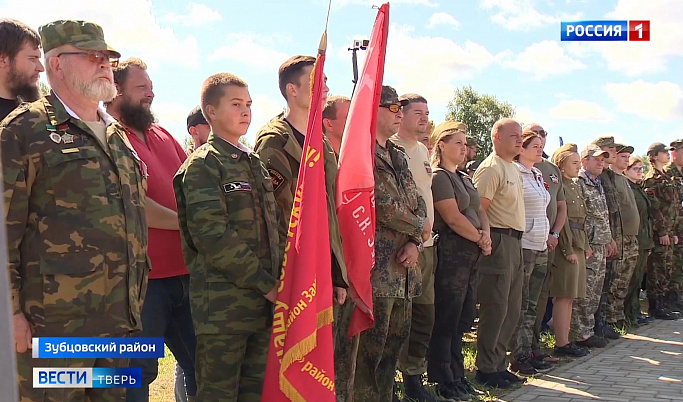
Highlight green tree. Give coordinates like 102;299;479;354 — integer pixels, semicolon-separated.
39;81;50;97
638;154;651;175
445;86;516;161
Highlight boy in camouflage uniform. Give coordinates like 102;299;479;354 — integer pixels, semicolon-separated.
571;145;612;348
3;20;150;402
174;74;282;401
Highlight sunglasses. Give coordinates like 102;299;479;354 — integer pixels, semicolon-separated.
57;50;119;68
380;103;402;113
531;129;548;138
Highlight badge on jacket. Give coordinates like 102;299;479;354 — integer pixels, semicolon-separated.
223;182;252;193
267;168;285;192
549;173;559;183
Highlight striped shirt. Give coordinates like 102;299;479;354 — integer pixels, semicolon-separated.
515;162;551;251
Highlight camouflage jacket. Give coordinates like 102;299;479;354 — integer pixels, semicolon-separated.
174;134;282;335
1;93;149;337
642;167;680;239
662;162;683;237
598;169;622;256
254;114;348;288
373;140;427;298
578;170;612;245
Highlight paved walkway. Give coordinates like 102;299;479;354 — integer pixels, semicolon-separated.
502;319;683;401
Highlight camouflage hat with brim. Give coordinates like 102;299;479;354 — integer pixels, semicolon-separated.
615;143;634;154
670;139;683;150
430;121;468;145
380;85;407;107
592;136;615;148
39;20;120;58
581;143;610;159
647;142;674;155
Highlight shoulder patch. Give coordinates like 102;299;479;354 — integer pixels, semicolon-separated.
268;168;285;192
423;160;432;174
223;181;252;193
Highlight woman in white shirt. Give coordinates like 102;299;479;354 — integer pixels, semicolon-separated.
509;131;552;375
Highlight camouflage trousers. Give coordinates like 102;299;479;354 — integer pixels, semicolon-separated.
570;244;606;342
647;243;676;297
334;298;360;402
511;249;548;360
354;296;411;402
533;249;555;354
195;331;269;401
672;244;683;292
625;249;650;322
16;337;129;402
427;231;480;384
398;245;436;376
606;235;639;323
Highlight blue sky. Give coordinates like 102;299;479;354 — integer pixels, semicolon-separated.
2;0;681;156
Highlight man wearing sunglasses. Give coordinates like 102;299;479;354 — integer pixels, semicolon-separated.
2;20;150;401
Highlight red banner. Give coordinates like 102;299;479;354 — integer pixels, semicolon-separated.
335;3;390;338
261;33;335;402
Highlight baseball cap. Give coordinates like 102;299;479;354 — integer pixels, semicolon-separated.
430;121;468;145
647;142;674;155
615;143;634;154
187;106;208;132
380;85;408;107
39;20;120;58
593;136;615;148
670;139;683;150
581;143;610;159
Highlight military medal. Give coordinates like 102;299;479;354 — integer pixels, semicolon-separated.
231;153;238;159
61;133;75;144
49;132;62;143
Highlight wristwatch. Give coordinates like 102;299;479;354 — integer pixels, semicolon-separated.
550;231;560;239
408;237;424;252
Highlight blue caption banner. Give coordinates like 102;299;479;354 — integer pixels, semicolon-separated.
32;337;165;359
561;20;628;41
33;367;142;388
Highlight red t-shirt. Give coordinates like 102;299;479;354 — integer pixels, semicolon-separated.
126;125;189;279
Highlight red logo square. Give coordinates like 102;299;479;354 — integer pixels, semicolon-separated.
629;20;650;41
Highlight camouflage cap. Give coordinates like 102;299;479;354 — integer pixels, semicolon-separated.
380;85;408;106
187;105;208;132
430;121;468;145
592;135;615;147
614;143;634;154
581;143;610;159
39;20;120;58
670;139;683;150
647;142;674;155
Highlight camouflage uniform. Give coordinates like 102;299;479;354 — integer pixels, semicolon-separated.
662;161;683;295
3;93;150;401
642;167;680;298
173;134;282;401
571;170;611;342
624;180;654;323
605;171;639;324
594;168;622;331
353;140;427;402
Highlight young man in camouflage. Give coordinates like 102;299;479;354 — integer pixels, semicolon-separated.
642;142;681;320
0;18;44;121
591;136;622;340
572;145;612;349
662;139;683;312
353;85;427;402
2;20;150;401
174;73;282;401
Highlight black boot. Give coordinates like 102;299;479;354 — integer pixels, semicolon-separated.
652;296;679;320
403;375;439;402
666;291;683;312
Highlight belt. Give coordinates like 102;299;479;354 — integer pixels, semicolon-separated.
569;221;585;230
490;227;523;240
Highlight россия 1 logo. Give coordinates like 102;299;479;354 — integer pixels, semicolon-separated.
561;20;650;41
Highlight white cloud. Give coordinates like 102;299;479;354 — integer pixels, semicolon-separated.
501;40;586;79
152;100;193;144
550;100;614;123
0;0;200;69
207;33;290;69
480;0;581;31
605;80;683;121
427;12;460;29
164;3;222;27
383;24;498;105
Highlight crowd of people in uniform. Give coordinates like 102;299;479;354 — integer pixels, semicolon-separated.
1;17;682;402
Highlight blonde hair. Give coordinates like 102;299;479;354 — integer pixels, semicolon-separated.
431;129;461;167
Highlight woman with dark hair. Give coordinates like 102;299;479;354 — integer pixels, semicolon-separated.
549;144;590;357
509;131;553;375
427;122;491;401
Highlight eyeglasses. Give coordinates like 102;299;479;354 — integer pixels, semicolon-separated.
57;50;119;68
630;166;644;172
380;103;402;113
531;129;548;138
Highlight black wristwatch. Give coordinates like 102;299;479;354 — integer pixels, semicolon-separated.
408;237;424;252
